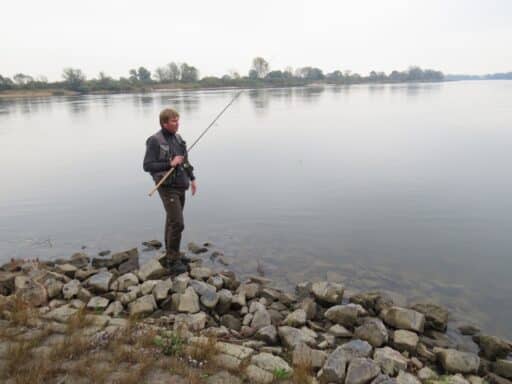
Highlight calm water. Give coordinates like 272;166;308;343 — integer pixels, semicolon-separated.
1;82;511;337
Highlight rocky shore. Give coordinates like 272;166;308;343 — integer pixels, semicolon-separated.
0;243;511;384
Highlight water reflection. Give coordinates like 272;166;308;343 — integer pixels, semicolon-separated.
66;97;90;115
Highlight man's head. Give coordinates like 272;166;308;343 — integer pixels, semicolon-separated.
160;108;180;133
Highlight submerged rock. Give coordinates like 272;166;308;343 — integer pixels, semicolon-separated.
410;302;449;332
473;335;512;360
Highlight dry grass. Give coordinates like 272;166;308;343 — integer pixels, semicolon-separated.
66;307;93;334
1;295;38;327
188;335;218;362
291;359;314;384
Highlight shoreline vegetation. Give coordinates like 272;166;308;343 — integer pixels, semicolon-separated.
0;57;450;100
1;242;511;383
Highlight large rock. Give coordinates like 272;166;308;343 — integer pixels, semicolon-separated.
137;259;167;281
173;273;190;294
293;342;328;369
245;365;274;384
216;289;233;314
436;348;480;374
128;294;157;317
87;296;110;310
345;358;381;384
495;360;512;379
63;279;81;299
14;276;48;306
44;278;63;299
206;371;241;384
329;324;353;338
278;326;316;349
325;304;359;327
251;309;271;330
312;281;344;304
410;303;449;332
70;252;90;268
43;304;78;323
190;267;213;280
318;340;372;383
87;271;113;293
473;335;512;360
177;287;200;313
355;318;389;347
250;352;292;375
396;371;421;384
200;289;220;309
284;309;307;327
350;291;395;316
153;279;173;302
256;325;278;345
116;273;139;291
393;330;419;352
374;347;409;376
220;314;242;331
380;307;425;333
140;280;159;295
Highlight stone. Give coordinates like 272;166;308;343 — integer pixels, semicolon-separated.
200;290;220;308
190;267;213;280
300;297;318;320
63;279;81;299
436;348;480;374
75;267;98;281
487;373;512;384
189;279;215;296
296;281;313;297
220;314;241;331
417;343;436;362
77;287;92;302
116;273;139;291
213;354;242;370
325;304;359;327
119;286;139;305
458;324;480;336
238;283;261;299
142;240;162;249
473;335;512;360
137;259;167;281
128;294;157;317
318;341;371;384
396;371;421;384
208;275;224;290
14;276;48;306
0;271;16;295
251;309;272;330
104;301;124;317
372;374;398;384
495;360;512;379
140;280;159;295
278;326;316;349
118;253;139;275
251;352;292;376
312;281;344;304
255;325;278;345
350;291;395;315
43;304;78;323
153;279;173;302
355;318;389;347
284;309;307;327
374;346;409;376
70;252;90;268
329;324;353;338
44;278;63;299
245;364;274;384
177;287;200;313
243;313;254;326
417;367;438;381
293;342;328;369
380;307;425;333
345;358;381;384
393;330;419;352
207;371;242;384
175;312;207;332
250;301;266;313
87;296;110;310
410;303;449;332
231;292;247;309
56;263;78;277
173;273;190;293
216;342;255;360
188;242;208;254
87;271;113;293
216;289;233;314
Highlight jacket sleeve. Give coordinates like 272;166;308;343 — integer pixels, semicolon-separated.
184;150;196;181
143;136;171;173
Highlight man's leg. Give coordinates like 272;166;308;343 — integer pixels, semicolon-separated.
157;187;185;263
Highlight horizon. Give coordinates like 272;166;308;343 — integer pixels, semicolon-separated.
1;0;512;81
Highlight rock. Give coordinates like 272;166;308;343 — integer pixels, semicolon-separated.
393;330;419;352
91;257;115;269
142;240;162;249
140;280;159;295
87;271;113;293
410;303;449;332
56;263;78;277
372;374;398;384
98;250;110;256
14;276;48;306
44;278;63;299
325;304;359;327
128;294;157;317
138;259;167;281
116;273;139;291
278;326;316;349
213;354;243;370
251;309;272;330
70;252;90;268
188;242;208;254
417;343;436;362
374;347;409;376
208;275;224;290
173;273;190;293
238;283;261;299
435;348;480;374
495;360;512;379
255;325;278;345
153;279;173;302
350;291;395;315
63;279;81;299
118;252;139;274
190;267;213;280
216;341;255;360
380;307;425;333
200;290;220;309
293;342;328;369
318;341;372;384
487;373;512;384
284;309;307;327
216;289;233;314
251;352;292;376
355;318;389;347
243;313;254;326
43;304;78;323
119;286;140;305
219;271;240;291
189;279;216;296
296;281;313;297
175;312;207;332
417;367;438;381
87;296;110;310
458;324;480;336
329;324;353;338
300;297;318;320
220;314;242;331
77;287;92;302
177;287;200;313
245;364;274;384
312;281;344;304
104;301;123;317
345;358;381;384
75;267;98;281
473;335;512;360
396;371;421;384
0;271;16;295
207;371;241;384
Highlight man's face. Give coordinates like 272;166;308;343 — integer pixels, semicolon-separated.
163;117;179;133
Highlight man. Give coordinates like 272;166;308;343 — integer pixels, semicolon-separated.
143;108;197;273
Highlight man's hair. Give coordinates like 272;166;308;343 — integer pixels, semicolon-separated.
159;108;180;128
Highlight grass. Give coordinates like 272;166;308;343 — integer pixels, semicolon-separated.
273;367;292;380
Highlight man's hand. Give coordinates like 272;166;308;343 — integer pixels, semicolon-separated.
191;180;197;196
170;156;184;168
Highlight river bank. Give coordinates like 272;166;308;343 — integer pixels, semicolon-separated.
0;242;510;383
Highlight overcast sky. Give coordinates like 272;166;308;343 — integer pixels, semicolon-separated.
2;0;511;81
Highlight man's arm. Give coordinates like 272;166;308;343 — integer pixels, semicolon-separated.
143;137;171;173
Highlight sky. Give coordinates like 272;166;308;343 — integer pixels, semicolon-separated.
1;0;511;81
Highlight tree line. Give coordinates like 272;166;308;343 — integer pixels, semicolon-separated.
0;57;445;93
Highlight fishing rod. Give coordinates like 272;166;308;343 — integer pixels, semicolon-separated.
148;90;243;197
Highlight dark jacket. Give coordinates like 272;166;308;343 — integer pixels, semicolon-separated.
143;129;195;189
